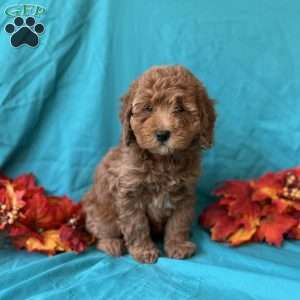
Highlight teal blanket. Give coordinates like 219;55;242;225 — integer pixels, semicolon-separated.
1;1;300;299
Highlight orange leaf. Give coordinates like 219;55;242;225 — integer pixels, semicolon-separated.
256;214;297;246
25;230;71;255
228;226;258;246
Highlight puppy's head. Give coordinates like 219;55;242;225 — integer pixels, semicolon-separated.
120;65;216;155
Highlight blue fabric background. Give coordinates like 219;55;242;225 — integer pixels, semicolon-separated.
0;1;300;299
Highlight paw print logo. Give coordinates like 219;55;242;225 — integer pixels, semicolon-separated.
5;17;45;48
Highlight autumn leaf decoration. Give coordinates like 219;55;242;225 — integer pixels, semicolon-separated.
200;167;300;246
0;173;94;255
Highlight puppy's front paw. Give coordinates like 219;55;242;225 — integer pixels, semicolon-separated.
165;240;196;259
97;238;125;257
129;245;160;264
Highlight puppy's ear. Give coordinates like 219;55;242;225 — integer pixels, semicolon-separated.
120;80;138;146
195;82;216;149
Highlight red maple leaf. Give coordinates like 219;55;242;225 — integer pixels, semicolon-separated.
9;222;43;249
21;193;52;229
46;196;75;227
200;203;242;241
214;181;252;200
20;193;74;230
13;174;37;190
0;172;94;254
270;199;290;214
255;214;297;246
200;203;227;227
251;172;283;202
220;196;260;219
200;166;300;247
13;174;45;201
59;224;91;253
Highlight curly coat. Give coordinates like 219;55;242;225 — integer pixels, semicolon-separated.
82;65;216;263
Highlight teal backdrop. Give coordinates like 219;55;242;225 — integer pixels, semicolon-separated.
0;1;300;299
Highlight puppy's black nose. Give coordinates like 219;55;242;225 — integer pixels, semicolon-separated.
155;130;170;143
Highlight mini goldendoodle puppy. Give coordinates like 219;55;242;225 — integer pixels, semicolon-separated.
82;65;216;263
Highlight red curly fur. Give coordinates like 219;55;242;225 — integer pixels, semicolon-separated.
82;65;216;263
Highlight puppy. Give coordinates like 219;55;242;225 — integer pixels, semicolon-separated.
82;65;216;263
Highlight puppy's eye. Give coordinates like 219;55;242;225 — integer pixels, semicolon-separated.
174;104;185;113
144;104;153;112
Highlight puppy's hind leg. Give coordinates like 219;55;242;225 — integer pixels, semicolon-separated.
82;190;125;257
